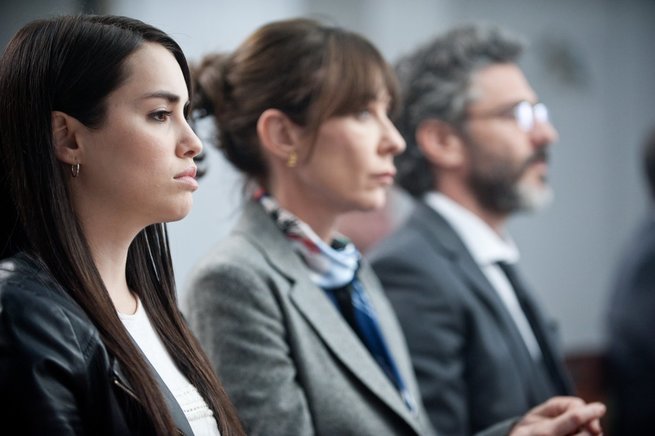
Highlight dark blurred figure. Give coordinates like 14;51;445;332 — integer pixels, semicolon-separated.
606;127;655;436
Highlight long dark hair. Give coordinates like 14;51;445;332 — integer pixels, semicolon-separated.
0;15;243;435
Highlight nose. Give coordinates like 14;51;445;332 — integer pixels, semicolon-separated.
178;121;203;158
530;118;559;148
380;116;407;156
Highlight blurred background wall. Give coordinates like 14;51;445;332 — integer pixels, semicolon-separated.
2;0;654;356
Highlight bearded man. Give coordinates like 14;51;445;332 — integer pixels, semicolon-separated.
370;24;574;436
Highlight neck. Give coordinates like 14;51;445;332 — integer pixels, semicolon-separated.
78;212;140;315
269;188;338;243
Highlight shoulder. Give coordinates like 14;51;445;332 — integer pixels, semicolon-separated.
184;231;288;311
182;232;291;345
370;200;451;257
1;254;67;311
187;231;273;287
0;256;119;434
368;217;464;311
0;253;51;293
0;254;100;363
371;219;427;262
369;214;450;279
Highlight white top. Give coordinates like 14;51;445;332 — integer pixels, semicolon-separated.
424;192;542;360
119;299;220;436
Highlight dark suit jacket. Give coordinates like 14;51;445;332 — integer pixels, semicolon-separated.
370;201;573;436
607;215;655;435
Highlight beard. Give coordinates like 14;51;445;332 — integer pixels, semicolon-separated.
466;142;553;215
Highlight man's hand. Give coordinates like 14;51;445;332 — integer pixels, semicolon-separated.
510;397;606;436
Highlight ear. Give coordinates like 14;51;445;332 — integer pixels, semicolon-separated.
416;118;465;169
256;108;303;164
51;111;81;165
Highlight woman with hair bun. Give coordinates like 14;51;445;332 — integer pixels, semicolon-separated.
185;18;433;435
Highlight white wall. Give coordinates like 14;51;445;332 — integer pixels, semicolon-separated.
3;0;654;352
0;0;78;45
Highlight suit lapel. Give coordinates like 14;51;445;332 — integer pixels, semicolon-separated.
508;269;574;394
411;203;526;331
359;264;430;431
289;269;422;432
410;202;543;400
235;201;422;434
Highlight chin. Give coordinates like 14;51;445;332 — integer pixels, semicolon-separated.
516;183;554;212
165;213;189;224
162;199;194;223
355;193;387;213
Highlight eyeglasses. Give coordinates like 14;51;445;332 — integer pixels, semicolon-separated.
467;100;549;133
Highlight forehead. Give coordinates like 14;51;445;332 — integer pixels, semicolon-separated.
469;63;537;110
116;42;188;101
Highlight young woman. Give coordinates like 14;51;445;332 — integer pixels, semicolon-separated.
0;15;243;435
185;18;606;436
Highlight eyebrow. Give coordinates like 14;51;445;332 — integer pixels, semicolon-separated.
139;91;184;103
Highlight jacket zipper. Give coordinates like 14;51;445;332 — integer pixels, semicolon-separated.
112;376;186;436
112;376;141;403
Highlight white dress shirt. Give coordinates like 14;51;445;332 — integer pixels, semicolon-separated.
424;192;542;360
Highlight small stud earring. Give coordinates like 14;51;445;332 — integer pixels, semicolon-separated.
71;162;80;178
287;151;297;168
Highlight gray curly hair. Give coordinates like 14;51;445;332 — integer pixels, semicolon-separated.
394;23;525;197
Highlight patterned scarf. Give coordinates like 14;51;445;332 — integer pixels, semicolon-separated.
257;192;417;414
257;192;359;288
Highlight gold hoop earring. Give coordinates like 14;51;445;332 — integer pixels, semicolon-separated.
287;151;297;168
71;163;80;178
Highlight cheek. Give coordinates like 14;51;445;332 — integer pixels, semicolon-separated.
488;136;529;169
128;136;170;167
341;153;370;186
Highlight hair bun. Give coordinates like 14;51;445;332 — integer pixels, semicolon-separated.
191;53;230;120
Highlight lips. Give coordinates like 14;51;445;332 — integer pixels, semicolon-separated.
517;150;549;177
375;168;397;178
174;165;199;190
527;149;549;166
174;166;197;180
373;169;397;185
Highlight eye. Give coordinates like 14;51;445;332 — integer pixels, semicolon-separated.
354;108;372;120
150;110;173;123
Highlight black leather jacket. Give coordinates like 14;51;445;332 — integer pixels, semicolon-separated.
0;253;191;435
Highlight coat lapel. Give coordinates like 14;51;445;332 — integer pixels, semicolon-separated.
359;264;432;432
234;201;423;434
411;203;522;327
410;202;541;398
508;269;574;394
